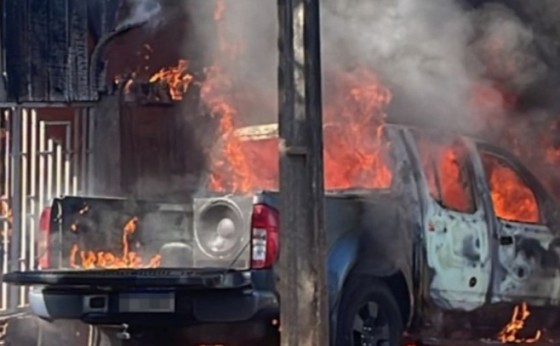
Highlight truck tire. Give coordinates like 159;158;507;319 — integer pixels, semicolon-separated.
336;276;403;346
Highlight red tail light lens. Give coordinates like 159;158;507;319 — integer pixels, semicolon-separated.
38;207;52;269
250;204;279;269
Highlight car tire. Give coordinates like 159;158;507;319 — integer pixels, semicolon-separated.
336;276;403;346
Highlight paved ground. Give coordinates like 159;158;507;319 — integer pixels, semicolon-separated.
3;318;217;346
3;316;93;346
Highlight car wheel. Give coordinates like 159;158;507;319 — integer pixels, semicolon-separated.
336;276;403;346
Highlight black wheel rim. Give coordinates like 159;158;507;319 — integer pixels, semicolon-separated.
351;301;391;346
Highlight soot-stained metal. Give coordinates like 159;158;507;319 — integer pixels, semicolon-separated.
2;0;121;103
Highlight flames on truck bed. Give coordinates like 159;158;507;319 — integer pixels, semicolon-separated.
69;215;162;270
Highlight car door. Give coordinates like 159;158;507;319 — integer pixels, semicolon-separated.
407;130;492;311
476;147;560;306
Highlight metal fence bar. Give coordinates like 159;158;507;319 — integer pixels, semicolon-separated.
46;138;54;202
29;110;37;271
38;121;46;222
0;106;93;316
1;110;11;312
9;107;21;312
72;109;80;195
18;110;28;307
55;141;62;199
84;108;92;194
64;123;71;196
89;109;95;194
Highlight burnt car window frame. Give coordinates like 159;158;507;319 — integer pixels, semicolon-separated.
412;131;478;215
478;149;544;225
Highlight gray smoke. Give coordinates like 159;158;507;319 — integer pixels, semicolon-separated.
326;0;477;129
116;0;560;197
324;0;553;133
116;0;163;30
185;1;278;126
184;0;560;132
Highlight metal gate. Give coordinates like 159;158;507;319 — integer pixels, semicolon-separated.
0;106;94;316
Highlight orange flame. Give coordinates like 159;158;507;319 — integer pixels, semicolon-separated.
202;66;253;193
201;69;394;193
153;61;395;194
497;303;542;344
417;139;474;212
323;68;393;190
203;0;262;193
69;217;161;270
482;155;539;223
149;59;194;101
146;1;395;194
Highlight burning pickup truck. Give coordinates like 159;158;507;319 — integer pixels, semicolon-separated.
4;123;560;345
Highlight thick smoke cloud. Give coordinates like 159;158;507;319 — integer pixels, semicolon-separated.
324;0;478;130
184;0;279;126
179;0;558;134
323;0;558;134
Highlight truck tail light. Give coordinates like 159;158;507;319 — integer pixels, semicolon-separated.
38;207;52;269
250;204;279;269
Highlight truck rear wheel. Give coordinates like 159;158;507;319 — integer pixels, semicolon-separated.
336;276;403;346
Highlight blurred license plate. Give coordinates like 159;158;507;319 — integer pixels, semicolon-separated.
119;292;175;313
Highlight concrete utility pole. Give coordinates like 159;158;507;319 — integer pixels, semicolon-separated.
277;0;328;345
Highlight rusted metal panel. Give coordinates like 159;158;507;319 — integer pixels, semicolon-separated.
4;0;30;101
29;0;50;101
68;1;90;102
88;0;121;41
48;0;69;102
3;0;95;102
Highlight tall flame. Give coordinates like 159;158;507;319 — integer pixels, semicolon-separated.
323;68;393;190
202;66;253;193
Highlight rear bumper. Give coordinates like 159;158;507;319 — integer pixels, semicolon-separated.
29;287;279;344
29;286;279;326
9;268;279;342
